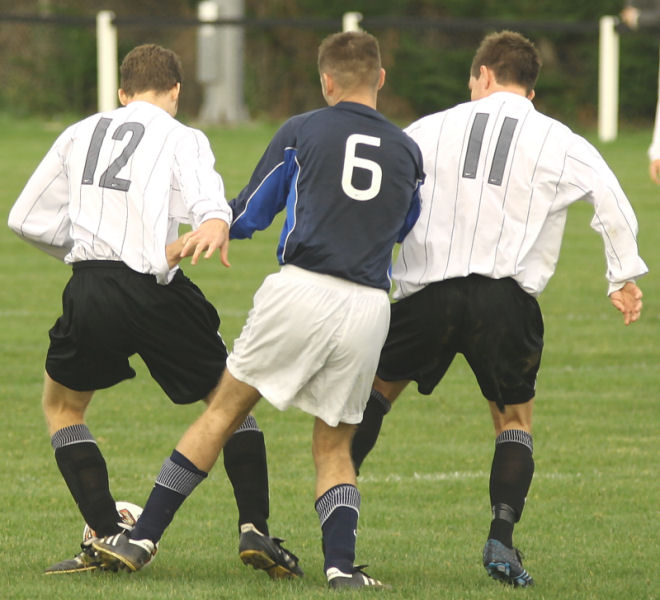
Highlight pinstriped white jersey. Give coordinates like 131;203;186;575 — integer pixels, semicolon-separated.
394;92;648;299
648;94;660;161
8;101;232;284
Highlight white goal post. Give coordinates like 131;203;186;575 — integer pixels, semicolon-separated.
96;10;118;113
598;16;620;142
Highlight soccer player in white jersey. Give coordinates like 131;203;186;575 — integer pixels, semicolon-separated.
350;30;648;587
91;31;423;590
8;44;301;579
621;1;660;183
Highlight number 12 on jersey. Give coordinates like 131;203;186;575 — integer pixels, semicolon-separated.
82;118;145;192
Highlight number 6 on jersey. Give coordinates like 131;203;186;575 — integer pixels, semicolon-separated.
342;134;382;201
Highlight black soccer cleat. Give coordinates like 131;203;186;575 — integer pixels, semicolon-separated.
327;565;388;589
44;539;107;574
92;533;155;572
239;523;303;580
483;538;534;587
45;509;138;575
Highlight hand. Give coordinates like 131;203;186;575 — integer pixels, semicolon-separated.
609;281;643;325
166;236;186;268
169;219;231;268
649;158;660;185
620;6;640;29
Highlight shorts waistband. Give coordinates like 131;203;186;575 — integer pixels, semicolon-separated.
280;264;387;297
71;260;180;284
72;260;134;271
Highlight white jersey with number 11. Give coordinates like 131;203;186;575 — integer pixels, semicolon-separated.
395;91;647;299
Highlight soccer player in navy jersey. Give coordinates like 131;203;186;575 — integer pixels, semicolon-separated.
350;30;647;587
92;30;424;589
8;44;300;579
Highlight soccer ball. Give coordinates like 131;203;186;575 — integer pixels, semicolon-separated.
82;500;158;567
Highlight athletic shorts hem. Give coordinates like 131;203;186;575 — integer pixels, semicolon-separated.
227;360;366;428
45;364;136;393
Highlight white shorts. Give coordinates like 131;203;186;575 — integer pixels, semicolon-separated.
227;265;390;426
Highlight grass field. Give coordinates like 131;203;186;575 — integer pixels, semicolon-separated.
0;116;658;600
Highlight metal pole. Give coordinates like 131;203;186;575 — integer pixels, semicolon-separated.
598;15;619;142
97;10;118;113
343;12;363;32
197;0;247;124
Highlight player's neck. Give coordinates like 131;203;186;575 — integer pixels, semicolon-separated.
328;89;378;110
119;87;179;117
489;84;532;100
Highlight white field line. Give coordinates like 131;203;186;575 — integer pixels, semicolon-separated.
0;308;249;318
357;471;581;483
0;309;44;317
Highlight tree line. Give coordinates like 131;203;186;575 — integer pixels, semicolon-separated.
0;0;657;127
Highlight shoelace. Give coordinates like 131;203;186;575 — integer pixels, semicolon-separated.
272;537;300;566
353;564;380;585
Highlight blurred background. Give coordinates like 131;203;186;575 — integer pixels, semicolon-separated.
0;1;658;129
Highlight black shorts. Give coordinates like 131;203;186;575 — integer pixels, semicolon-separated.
377;275;544;407
46;261;227;404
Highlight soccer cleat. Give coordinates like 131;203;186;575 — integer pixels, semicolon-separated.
238;523;303;579
483;538;534;587
45;509;137;575
327;565;388;589
92;533;155;572
44;539;105;575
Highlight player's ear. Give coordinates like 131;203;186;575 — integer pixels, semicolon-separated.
321;72;333;93
377;67;386;91
118;89;129;106
527;89;535;101
320;72;334;102
481;65;494;89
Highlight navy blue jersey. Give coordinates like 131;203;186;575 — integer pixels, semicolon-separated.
229;101;424;291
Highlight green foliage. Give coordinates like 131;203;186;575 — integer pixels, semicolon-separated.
0;2;658;126
0;22;97;117
0;118;658;600
386;31;479;114
619;32;660;122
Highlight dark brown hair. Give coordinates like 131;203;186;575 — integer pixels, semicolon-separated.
120;44;183;96
317;31;382;92
470;31;541;95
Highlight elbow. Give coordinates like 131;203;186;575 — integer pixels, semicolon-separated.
7;210;21;236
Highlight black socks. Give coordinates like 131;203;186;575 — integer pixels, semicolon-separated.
316;484;361;574
488;429;534;548
52;424;122;536
130;449;207;543
351;388;391;474
223;415;270;535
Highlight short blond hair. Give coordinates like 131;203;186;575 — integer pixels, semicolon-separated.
317;31;382;92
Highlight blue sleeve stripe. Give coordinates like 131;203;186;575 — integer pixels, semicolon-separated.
230;146;299;240
397;178;423;242
230;161;286;239
279;155;302;262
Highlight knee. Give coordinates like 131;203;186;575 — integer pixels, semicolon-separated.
490;399;534;436
42;373;93;433
312;437;349;466
312;424;355;466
